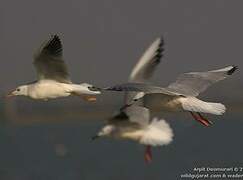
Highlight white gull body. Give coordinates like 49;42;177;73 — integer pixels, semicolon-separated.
7;35;100;101
106;65;238;126
94;106;173;163
94;37;173;163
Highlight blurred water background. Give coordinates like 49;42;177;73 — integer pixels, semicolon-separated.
0;96;242;180
1;0;243;179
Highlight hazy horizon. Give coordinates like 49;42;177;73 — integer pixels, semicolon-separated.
1;1;243;180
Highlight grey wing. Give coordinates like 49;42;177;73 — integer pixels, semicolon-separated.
33;35;71;83
125;106;150;125
129;37;164;83
109;106;150;126
106;83;180;99
166;66;238;97
126;37;164;104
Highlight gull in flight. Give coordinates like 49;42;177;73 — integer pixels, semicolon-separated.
6;35;101;101
106;66;238;127
93;37;173;163
92;106;173;163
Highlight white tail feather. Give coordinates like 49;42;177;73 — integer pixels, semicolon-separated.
139;118;174;146
181;97;226;115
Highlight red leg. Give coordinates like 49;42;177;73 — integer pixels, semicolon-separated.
144;145;152;164
197;113;213;125
190;112;212;127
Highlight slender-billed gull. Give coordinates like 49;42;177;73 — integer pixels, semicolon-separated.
6;35;101;101
105;66;238;126
93;37;173;163
92;106;173;163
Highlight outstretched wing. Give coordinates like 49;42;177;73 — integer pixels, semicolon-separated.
106;83;180;97
166;66;238;97
124;106;150;125
110;106;150;126
33;35;71;83
129;37;164;83
125;37;164;104
105;82;180;108
110;106;174;147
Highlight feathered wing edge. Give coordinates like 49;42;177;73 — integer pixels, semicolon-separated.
166;65;238;97
33;35;71;83
125;37;164;104
139;118;174;146
129;37;164;83
34;34;63;59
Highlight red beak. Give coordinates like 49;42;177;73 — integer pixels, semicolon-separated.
5;91;14;98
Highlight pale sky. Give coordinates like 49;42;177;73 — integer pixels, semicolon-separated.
1;0;242;102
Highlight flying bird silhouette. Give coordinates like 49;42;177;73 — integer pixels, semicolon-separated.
93;37;173;163
106;66;238;126
6;35;101;101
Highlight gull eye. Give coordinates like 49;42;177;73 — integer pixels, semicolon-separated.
16;88;20;92
88;86;100;92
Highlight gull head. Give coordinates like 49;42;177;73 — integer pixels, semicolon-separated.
6;85;28;97
80;83;101;95
91;125;115;140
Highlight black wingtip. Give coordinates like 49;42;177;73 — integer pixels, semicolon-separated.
159;36;164;45
153;36;164;63
51;34;60;39
158;36;164;50
114;110;129;119
49;34;61;45
227;66;238;75
44;34;62;56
